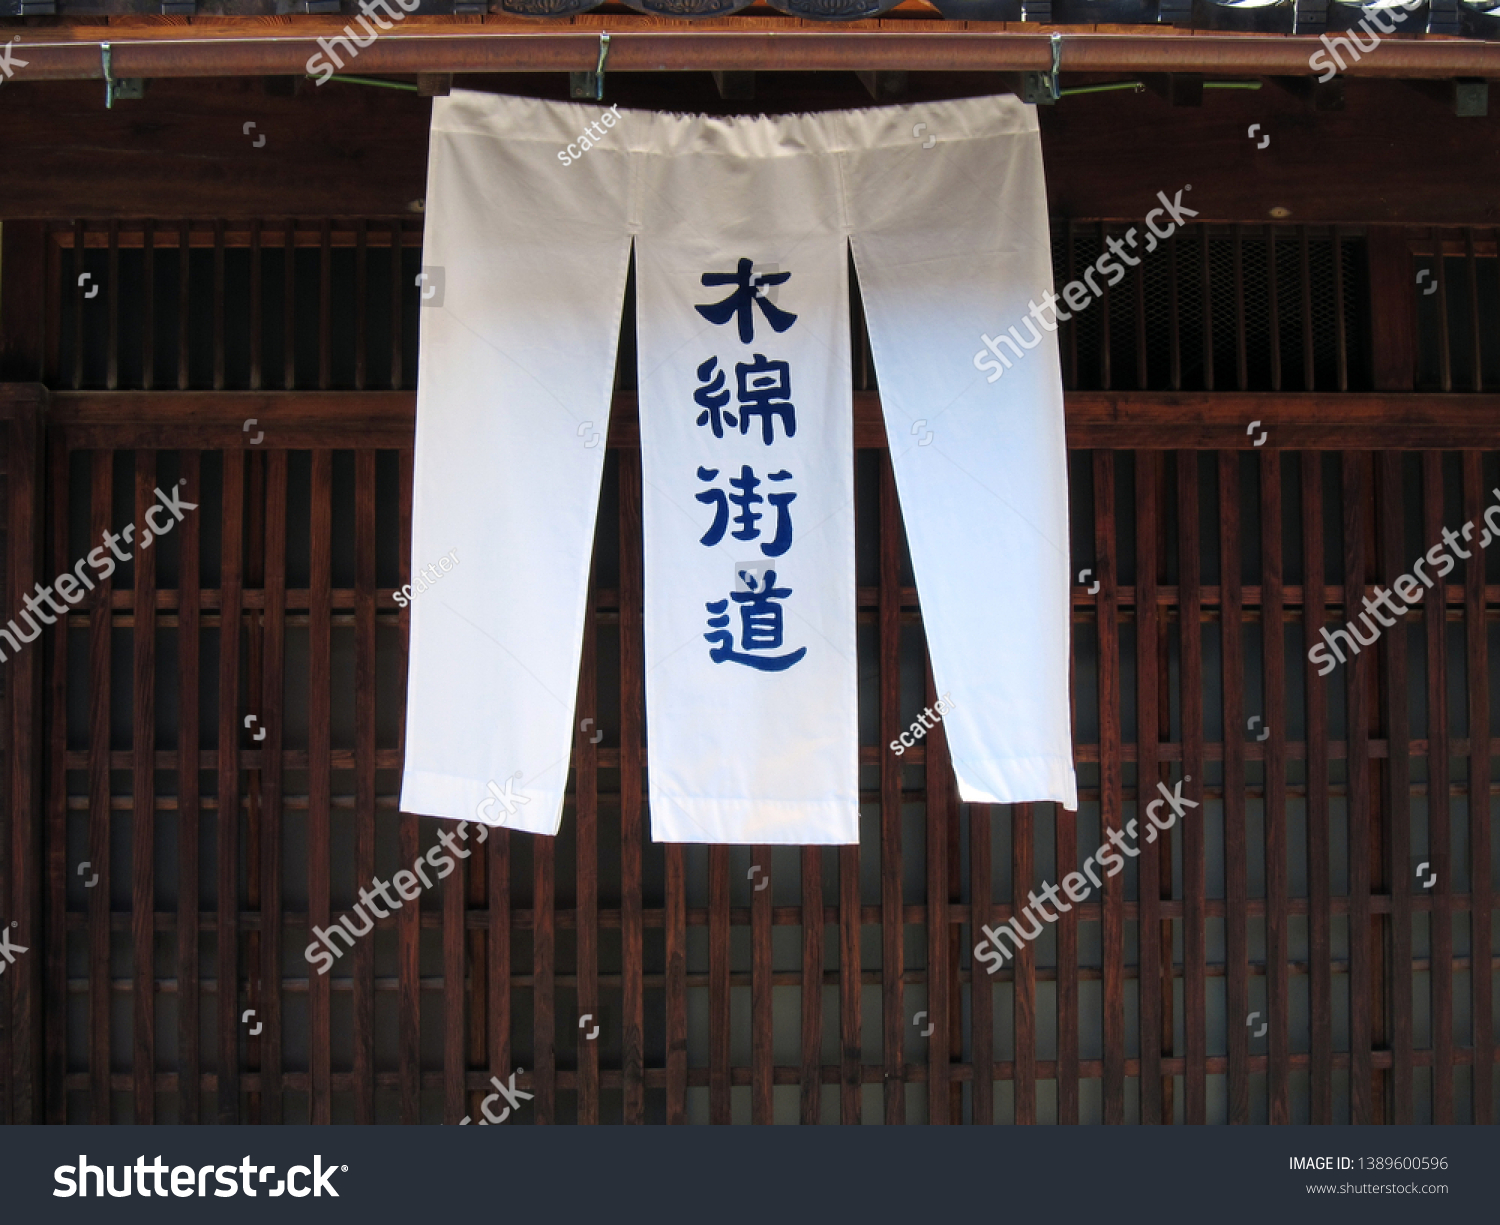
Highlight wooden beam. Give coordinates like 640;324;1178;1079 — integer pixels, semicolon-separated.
9;26;1500;81
43;389;1500;451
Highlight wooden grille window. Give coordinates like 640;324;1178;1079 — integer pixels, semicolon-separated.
0;216;1494;1126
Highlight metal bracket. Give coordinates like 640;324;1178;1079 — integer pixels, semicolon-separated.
1022;32;1062;106
569;30;610;102
160;0;195;12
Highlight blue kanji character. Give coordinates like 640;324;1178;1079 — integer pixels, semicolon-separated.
696;259;797;344
695;467;796;555
703;569;807;672
694;356;737;438
736;354;795;445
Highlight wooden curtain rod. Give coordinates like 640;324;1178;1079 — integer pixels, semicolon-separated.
6;30;1500;81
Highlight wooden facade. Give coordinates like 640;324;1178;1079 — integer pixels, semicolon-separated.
0;60;1497;1125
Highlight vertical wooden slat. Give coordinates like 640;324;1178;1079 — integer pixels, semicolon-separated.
969;805;993;1125
1221;452;1248;1124
1465;229;1482;392
248;220;262;393
177;222;191;392
1343;451;1373;1124
217;449;244;1124
396;440;420;1127
1178;450;1207;1123
212;220;226;392
576;562;600;1126
838;843;861;1124
105;221;119;391
1261;451;1290;1124
353;449;376;1124
1064;219;1078;389
709;845;730;1123
131;450;157;1123
1133;241;1148;390
1462;451;1492;1124
1434;228;1452;393
1098;222;1112;391
1233;225;1247;392
86;450;112;1122
1332;227;1348;393
395;447;421;1126
877;454;904;1124
390;221;404;391
1134;450;1163;1125
308;448;332;1123
1298;227;1315;392
1055;801;1079;1123
751;840;774;1124
318;220;332;391
245;451;264;1125
1367;227;1415;392
1378;451;1414;1122
450;805;474;1124
618;451;645;1125
1094;451;1125;1123
1167;231;1181;392
923;660;951;1125
44;432;69;1125
485;816;511;1125
530;820;554;1123
4;399;43;1125
1422;451;1453;1124
1012;803;1036;1124
354;220;368;392
258;449;285;1123
283;220;297;392
1267;227;1281;393
665;841;688;1124
799;844;823;1125
1301;452;1333;1124
176;451;201;1123
1199;224;1214;392
72;221;85;391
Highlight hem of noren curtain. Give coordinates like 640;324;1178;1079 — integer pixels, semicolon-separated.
952;755;1079;812
649;796;860;845
400;770;564;838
